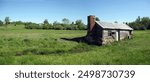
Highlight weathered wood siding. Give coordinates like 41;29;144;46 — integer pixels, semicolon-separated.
120;31;130;40
102;30;131;44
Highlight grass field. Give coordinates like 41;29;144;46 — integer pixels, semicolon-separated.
0;25;150;65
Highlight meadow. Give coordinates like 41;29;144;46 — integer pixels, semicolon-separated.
0;25;150;65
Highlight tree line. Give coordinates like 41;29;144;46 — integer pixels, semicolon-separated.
24;18;86;30
127;16;150;30
1;16;150;30
0;17;86;30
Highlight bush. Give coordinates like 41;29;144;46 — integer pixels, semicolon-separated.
24;19;87;30
42;24;49;29
75;20;86;30
139;26;147;30
25;22;41;29
0;20;3;26
53;24;64;30
147;23;150;30
68;24;78;30
42;24;53;29
77;24;86;30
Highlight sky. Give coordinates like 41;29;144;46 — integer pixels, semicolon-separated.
0;0;150;24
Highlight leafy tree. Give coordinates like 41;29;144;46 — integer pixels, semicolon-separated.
62;18;70;24
128;22;144;30
135;16;141;23
95;17;100;21
0;20;3;26
53;21;64;30
53;21;60;26
43;19;48;29
141;17;150;28
114;21;118;23
5;17;10;28
5;17;10;24
43;24;49;29
128;16;150;30
61;18;71;29
48;23;53;29
43;19;51;29
75;20;86;30
70;23;78;30
44;19;49;25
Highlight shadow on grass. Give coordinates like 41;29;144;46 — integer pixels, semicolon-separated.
61;36;102;46
61;36;86;43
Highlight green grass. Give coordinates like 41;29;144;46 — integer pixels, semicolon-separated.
0;25;150;65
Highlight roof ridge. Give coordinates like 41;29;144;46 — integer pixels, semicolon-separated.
95;21;133;30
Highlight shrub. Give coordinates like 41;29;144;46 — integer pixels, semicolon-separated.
0;20;3;26
25;22;41;29
43;24;49;29
24;19;87;30
42;24;53;29
53;24;64;30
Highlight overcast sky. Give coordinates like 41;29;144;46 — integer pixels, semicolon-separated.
0;0;150;24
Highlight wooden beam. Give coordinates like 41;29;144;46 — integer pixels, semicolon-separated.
118;30;120;41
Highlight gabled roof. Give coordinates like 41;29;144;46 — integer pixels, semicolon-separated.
95;21;133;30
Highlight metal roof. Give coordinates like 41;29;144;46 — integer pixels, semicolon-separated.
96;21;133;30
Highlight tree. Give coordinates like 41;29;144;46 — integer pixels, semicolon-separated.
128;16;150;30
75;20;86;30
5;17;10;28
141;17;150;29
62;18;70;24
53;21;60;26
61;18;71;29
128;22;144;30
114;21;118;23
135;16;141;23
95;17;100;21
43;19;50;29
43;24;49;29
43;19;49;25
70;23;78;30
0;20;3;26
5;17;10;25
53;21;64;30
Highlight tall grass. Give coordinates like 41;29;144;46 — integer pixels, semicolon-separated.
0;25;150;64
